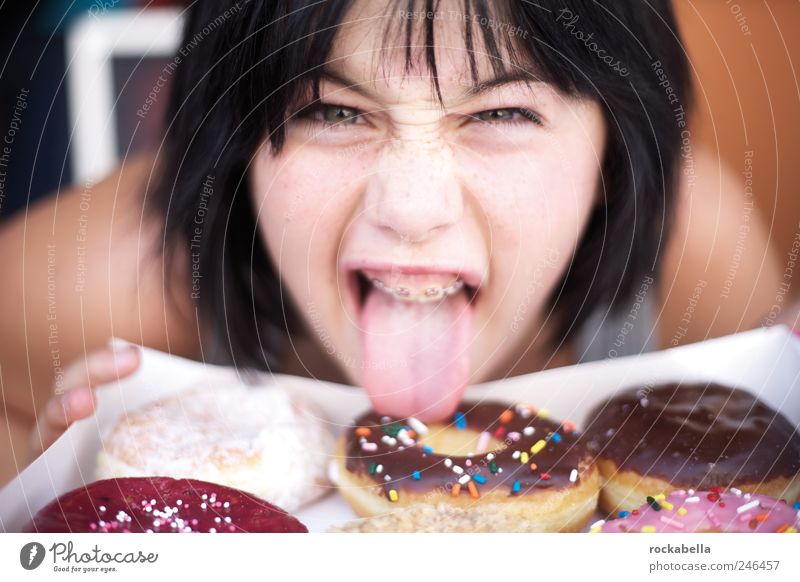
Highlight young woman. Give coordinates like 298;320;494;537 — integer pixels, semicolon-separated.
0;0;794;484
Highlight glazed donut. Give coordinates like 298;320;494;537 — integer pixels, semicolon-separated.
96;385;335;512
583;382;800;514
331;401;599;532
593;488;800;533
25;477;308;533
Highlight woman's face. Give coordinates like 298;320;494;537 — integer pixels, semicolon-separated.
250;1;606;421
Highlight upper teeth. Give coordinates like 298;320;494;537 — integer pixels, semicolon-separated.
371;277;465;302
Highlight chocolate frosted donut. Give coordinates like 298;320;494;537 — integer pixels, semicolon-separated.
583;382;800;514
331;401;599;532
25;477;308;533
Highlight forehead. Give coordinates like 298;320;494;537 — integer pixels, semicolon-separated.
326;0;537;98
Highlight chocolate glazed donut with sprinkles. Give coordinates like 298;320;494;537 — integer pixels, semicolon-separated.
330;401;600;532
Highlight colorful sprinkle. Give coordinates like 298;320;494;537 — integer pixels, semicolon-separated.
520;452;529;464
641;525;656;533
454;412;467;430
451;483;462;497
507;431;521;442
467;481;479;499
407;417;428;435
382;422;403;437
737;499;760;514
529;463;538;472
493;426;506;439
660;515;685;529
422;445;433;454
561;420;576;433
550;432;562;443
473;474;487;484
677;507;687;517
388;489;398;502
412;470;421;480
531;440;546;454
618;511;629;518
489;461;498;474
646;496;662;511
539;472;551;480
537;408;549;419
660;501;674;511
512;481;521;493
368;463;376;475
476;431;491;454
355;427;371;437
499;410;514;424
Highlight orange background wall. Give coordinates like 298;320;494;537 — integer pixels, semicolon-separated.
675;0;800;288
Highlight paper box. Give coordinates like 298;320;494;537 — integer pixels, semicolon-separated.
1;326;798;532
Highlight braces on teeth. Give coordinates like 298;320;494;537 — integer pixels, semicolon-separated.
371;277;464;301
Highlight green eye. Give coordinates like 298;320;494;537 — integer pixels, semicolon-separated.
476;108;516;122
322;105;360;124
475;107;543;126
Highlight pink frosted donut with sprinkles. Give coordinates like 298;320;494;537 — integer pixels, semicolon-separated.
331;400;600;532
24;477;308;533
593;488;800;533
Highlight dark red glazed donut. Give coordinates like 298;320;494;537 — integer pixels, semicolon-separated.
24;477;307;533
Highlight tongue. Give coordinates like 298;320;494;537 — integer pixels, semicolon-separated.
359;286;472;422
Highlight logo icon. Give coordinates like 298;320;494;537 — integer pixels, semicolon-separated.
20;542;46;570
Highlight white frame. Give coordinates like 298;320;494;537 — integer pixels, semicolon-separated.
65;8;183;183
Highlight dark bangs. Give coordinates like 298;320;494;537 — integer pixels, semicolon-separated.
149;0;691;370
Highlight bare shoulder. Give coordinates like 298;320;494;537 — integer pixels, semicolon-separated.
657;144;783;347
0;153;201;421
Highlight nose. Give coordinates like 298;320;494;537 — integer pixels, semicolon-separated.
364;136;464;242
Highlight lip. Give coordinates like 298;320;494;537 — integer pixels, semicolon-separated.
340;259;486;316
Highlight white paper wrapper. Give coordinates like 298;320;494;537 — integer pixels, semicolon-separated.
2;326;799;532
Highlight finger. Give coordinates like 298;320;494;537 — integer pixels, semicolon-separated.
29;386;96;457
59;343;141;391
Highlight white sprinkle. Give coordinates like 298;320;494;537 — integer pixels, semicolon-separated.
685;496;700;503
209;528;216;533
736;500;760;514
744;493;752;500
407;417;428;435
512;450;521;459
223;501;230;508
731;488;742;496
486;453;495;461
384;475;391;482
507;431;521;442
376;464;383;474
452;465;464;475
687;489;695;495
444;458;453;468
381;416;391;423
590;519;605;529
201;503;207;510
99;505;106;512
361;442;378;452
569;469;578;483
224;516;232;523
458;474;471;485
202;494;208;500
176;500;183;506
476;431;491;454
215;517;221;523
523;426;535;436
660;515;684;529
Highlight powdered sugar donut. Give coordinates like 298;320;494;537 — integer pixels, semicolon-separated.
96;385;334;512
593;488;800;533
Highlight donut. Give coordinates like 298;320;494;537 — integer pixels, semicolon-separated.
330;401;599;532
583;382;800;514
96;385;335;512
24;477;308;533
592;488;800;533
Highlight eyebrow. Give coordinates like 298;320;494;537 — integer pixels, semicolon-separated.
318;68;542;102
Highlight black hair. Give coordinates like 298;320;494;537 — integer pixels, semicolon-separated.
148;0;692;370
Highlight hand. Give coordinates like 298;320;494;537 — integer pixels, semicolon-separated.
28;340;141;461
